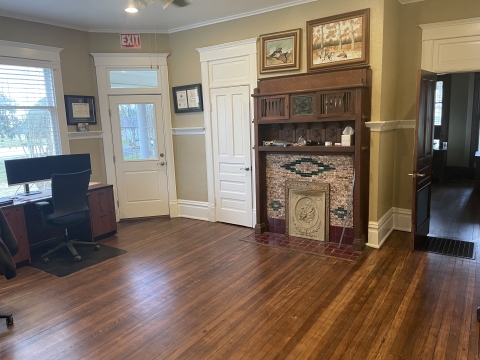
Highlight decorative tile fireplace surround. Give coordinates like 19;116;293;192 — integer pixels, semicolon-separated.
266;153;354;245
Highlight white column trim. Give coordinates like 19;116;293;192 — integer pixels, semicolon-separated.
366;120;415;132
91;53;177;219
367;207;412;248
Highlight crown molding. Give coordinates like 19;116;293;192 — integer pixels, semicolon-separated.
169;0;317;33
398;0;425;4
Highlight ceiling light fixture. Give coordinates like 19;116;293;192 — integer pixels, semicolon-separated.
125;7;139;13
133;0;190;10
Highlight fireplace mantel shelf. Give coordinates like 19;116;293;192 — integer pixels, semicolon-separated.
258;146;355;154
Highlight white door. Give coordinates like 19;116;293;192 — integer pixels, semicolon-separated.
109;95;169;219
211;86;253;227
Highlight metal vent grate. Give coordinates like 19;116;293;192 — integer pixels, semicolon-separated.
416;237;475;259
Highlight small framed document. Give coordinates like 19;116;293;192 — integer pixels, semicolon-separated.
65;95;97;125
65;95;96;125
172;84;203;113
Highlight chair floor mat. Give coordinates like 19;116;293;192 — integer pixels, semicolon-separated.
416;236;475;259
30;244;127;277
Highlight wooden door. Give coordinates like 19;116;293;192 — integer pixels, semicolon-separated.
412;70;437;250
210;86;253;227
109;95;169;219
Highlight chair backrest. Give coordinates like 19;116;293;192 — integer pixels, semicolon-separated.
50;169;91;219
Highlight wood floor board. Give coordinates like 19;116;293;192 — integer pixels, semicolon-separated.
1;217;480;359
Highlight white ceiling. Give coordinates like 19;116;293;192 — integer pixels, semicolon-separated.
0;0;317;33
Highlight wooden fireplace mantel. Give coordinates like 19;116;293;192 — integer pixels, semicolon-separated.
253;68;371;251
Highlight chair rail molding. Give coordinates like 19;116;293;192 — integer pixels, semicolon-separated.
420;17;480;73
366;120;415;132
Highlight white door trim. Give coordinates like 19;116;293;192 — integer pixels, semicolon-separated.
197;38;257;225
91;53;178;220
420;17;480;73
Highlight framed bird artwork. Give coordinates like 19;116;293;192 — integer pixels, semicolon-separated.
259;29;301;74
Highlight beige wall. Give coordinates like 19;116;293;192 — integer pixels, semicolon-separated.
168;0;385;203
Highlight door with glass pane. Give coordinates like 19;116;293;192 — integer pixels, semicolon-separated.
109;95;169;218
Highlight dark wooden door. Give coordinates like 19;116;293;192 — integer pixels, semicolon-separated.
412;70;437;250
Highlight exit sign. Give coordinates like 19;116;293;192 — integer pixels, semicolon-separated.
120;34;141;49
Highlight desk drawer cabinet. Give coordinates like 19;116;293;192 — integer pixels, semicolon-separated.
89;186;117;238
2;206;30;264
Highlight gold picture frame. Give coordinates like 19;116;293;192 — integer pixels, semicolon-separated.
307;9;370;72
260;28;301;74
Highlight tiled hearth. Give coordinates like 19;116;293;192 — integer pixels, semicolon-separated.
267;218;354;245
242;232;361;261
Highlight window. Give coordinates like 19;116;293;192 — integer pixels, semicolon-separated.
0;64;62;197
434;81;443;126
109;70;158;89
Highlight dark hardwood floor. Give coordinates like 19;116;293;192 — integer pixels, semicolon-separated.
430;180;480;241
1;217;479;359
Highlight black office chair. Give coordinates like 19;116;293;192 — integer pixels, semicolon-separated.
0;312;13;326
36;169;100;263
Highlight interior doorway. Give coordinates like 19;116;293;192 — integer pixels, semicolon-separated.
429;72;480;242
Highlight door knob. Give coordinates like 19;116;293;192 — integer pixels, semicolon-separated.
240;167;250;171
408;173;425;178
158;162;165;166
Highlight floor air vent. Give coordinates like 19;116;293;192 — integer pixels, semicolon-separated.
417;237;475;259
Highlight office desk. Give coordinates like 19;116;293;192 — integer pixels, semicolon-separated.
1;183;117;265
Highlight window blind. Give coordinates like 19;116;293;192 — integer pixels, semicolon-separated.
0;64;62;196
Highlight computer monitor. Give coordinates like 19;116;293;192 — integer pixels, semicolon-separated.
4;153;91;196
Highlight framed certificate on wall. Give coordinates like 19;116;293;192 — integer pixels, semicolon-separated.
64;95;97;125
172;84;203;113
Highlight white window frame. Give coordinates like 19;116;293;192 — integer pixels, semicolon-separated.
0;40;69;154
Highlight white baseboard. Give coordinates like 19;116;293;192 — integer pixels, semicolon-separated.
177;200;213;221
367;207;411;249
393;207;412;232
169;200;179;218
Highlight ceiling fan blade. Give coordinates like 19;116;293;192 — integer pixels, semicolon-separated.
133;0;147;9
172;0;191;7
158;0;174;9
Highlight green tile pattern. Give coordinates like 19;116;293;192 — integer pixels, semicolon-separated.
281;158;335;177
331;207;348;219
293;96;314;116
268;200;283;212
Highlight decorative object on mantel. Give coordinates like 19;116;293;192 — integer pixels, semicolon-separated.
306;9;370;72
172;84;203;114
76;123;89;132
341;126;355;146
64;95;96;125
259;28;301;74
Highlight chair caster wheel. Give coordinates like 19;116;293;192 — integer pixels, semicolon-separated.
74;255;81;262
6;316;13;326
94;245;100;251
42;257;49;264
